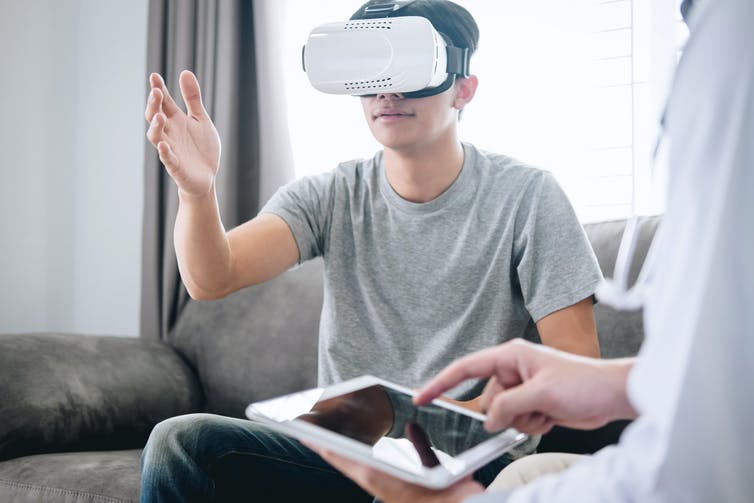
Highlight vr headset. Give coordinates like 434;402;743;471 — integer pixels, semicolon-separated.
302;2;470;98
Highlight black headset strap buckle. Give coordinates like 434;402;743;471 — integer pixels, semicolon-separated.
361;1;417;19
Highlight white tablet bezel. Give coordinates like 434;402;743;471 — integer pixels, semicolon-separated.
245;375;528;489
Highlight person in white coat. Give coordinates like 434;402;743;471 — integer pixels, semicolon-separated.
310;0;754;500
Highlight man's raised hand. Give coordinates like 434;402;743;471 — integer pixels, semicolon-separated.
145;70;221;198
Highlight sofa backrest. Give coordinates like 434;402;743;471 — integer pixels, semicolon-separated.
169;260;324;417
170;216;660;418
584;215;660;358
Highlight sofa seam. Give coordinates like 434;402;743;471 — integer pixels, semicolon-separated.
0;478;134;503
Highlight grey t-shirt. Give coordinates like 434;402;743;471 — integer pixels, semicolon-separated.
262;143;602;399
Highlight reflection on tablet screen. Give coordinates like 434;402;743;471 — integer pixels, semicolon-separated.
293;385;497;472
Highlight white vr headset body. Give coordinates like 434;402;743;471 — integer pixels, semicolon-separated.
302;16;469;98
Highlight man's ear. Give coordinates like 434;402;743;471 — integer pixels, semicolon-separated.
453;75;478;110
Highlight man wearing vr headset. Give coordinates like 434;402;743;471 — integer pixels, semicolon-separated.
310;0;754;501
141;0;604;501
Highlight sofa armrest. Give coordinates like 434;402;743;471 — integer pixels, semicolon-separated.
0;333;203;460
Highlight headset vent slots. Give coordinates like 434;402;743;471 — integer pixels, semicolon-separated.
344;77;394;91
344;20;393;30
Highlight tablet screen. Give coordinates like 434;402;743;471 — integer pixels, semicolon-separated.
250;382;501;474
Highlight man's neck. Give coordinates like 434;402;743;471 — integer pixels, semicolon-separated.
383;138;465;203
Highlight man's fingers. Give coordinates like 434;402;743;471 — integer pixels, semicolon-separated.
146;112;166;146
414;341;529;406
150;73;181;118
478;376;504;414
511;412;553;435
414;349;503;405
484;382;545;432
144;87;163;123
157;141;180;174
179;70;208;120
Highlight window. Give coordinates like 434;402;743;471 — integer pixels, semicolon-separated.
275;0;687;222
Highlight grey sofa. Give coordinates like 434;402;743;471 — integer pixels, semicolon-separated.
0;216;660;503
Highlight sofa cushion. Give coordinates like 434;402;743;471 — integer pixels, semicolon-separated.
170;259;323;418
0;333;202;461
0;450;140;503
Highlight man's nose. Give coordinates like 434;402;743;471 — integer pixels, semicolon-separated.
376;92;405;100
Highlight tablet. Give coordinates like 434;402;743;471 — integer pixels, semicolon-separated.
245;375;528;489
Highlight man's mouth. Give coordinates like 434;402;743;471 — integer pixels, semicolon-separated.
374;110;414;120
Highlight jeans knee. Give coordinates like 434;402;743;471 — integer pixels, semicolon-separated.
142;414;214;467
140;414;225;501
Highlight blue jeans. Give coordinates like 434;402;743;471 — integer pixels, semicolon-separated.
139;413;372;502
140;413;513;502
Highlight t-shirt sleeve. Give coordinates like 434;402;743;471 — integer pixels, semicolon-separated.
259;171;336;263
513;172;603;322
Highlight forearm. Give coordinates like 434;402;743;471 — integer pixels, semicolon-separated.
548;332;600;358
173;186;234;299
537;297;601;358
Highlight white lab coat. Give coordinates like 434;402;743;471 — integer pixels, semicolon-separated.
469;0;754;500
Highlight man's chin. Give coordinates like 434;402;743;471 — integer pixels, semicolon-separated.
371;132;418;152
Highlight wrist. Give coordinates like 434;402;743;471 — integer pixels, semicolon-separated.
178;180;216;205
598;358;638;420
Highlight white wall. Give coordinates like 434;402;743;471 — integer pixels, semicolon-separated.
0;0;148;336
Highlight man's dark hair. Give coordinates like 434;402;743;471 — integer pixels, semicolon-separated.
350;0;480;57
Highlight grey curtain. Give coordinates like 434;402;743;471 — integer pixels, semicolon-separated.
141;0;260;341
